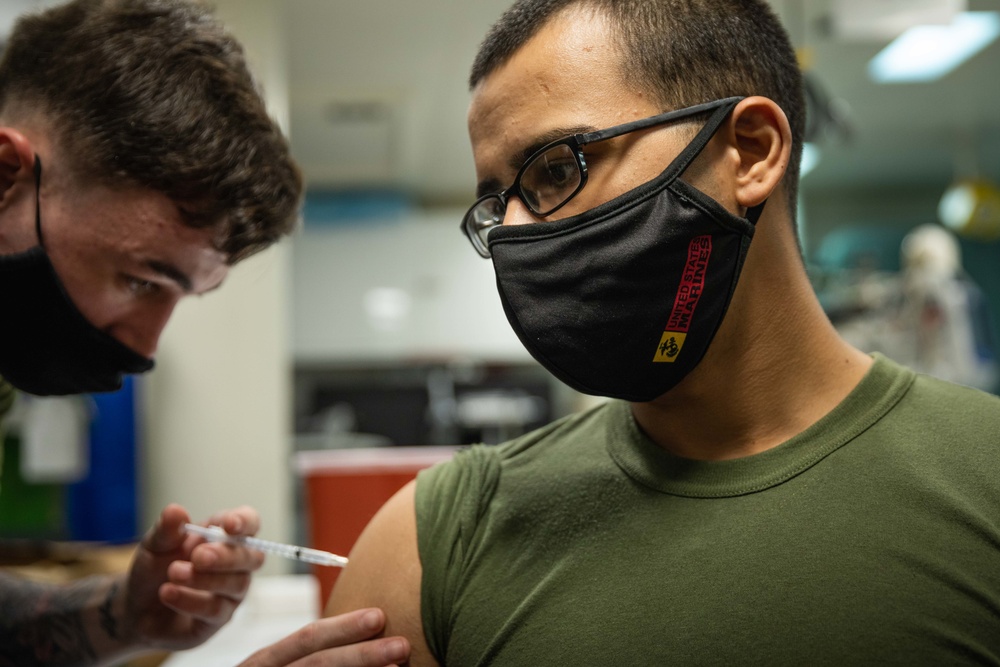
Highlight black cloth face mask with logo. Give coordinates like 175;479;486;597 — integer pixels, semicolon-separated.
488;99;765;402
0;157;155;396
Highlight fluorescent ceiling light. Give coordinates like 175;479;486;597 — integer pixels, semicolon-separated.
868;11;1000;83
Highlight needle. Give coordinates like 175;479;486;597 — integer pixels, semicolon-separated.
184;523;348;567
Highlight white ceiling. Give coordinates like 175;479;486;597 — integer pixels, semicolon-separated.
285;0;513;202
284;0;1000;204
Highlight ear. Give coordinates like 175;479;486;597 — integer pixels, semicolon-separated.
0;127;37;206
727;97;792;209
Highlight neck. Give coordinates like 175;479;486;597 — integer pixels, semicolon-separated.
631;218;873;461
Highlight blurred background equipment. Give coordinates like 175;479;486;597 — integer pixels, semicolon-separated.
821;224;997;390
939;178;1000;240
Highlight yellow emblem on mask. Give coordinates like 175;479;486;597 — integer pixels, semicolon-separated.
654;332;686;362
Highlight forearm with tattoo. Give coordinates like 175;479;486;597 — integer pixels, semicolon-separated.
0;571;130;667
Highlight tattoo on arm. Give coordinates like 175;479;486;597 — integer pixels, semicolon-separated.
0;571;100;666
98;580;119;641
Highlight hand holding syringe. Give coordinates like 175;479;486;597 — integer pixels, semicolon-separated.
184;523;349;567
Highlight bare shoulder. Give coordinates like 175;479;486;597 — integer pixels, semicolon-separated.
324;480;437;666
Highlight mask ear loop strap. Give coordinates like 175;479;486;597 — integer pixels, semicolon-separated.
667;100;768;227
33;155;45;247
660;99;741;183
745;199;766;225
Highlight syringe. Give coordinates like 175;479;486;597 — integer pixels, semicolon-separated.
183;523;349;568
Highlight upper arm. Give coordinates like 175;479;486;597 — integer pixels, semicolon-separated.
324;479;437;666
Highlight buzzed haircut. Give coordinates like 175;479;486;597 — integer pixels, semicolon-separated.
0;0;302;263
470;0;806;216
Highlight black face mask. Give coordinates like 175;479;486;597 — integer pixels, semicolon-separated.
0;157;155;396
489;100;764;402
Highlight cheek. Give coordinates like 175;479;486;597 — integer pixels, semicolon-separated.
557;161;651;217
681;163;741;215
45;241;121;330
680;137;742;215
105;296;180;357
569;134;689;215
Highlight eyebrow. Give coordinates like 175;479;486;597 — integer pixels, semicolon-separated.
146;259;193;293
475;124;596;199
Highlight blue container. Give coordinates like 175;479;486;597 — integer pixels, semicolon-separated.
67;376;139;543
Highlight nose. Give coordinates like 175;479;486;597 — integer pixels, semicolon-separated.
502;196;538;227
108;301;178;359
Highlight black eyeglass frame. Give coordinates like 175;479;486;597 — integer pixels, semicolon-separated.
460;97;743;258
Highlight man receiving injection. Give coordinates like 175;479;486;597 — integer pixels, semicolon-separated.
0;1;408;665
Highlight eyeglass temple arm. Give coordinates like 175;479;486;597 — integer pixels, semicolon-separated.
575;96;744;146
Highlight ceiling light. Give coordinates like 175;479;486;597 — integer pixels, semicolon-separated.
868;11;1000;83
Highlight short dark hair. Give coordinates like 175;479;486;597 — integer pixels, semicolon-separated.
470;0;806;216
0;0;302;263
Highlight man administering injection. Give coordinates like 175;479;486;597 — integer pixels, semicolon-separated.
0;1;409;665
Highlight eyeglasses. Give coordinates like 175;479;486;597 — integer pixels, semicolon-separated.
460;97;741;258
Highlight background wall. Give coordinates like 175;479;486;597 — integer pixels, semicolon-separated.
141;0;294;574
292;211;527;364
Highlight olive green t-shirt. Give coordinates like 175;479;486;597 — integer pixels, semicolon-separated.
416;355;1000;665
